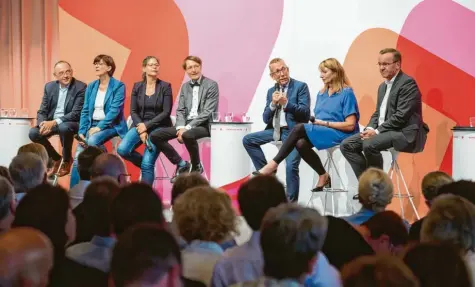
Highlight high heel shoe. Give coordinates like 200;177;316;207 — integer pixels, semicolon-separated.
311;175;331;192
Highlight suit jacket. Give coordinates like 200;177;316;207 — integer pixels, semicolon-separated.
175;76;219;129
36;78;87;125
262;78;311;130
130;79;173;131
366;71;429;153
78;77;128;138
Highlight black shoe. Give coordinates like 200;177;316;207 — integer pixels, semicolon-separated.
311;175;331;192
190;163;204;174
170;161;191;183
252;171;261;176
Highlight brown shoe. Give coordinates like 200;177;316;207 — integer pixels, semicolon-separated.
56;161;72;177
48;158;62;176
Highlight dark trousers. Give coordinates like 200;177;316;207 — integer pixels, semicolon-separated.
340;131;394;179
149;125;210;166
29;122;79;161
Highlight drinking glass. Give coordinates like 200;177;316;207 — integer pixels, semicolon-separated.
470;117;475;127
0;109;7;117
20;108;29;118
8;108;17;117
224;112;234;122
241;112;251;122
212;112;221;122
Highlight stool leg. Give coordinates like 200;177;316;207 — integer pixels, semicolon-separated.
397;161;420;220
324;191;328;216
331;191;335;216
395;162;405;220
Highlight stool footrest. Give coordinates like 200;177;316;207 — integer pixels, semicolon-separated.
321;188;348;193
393;194;414;199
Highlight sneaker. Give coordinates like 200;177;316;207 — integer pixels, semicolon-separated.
170;161;191;183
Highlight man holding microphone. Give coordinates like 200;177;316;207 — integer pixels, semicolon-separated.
243;58;310;202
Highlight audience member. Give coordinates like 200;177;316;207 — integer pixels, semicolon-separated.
341;255;419;287
403;242;472;287
111;223;204;287
91;153;129;185
174;186;237;286
322;216;374;270
0;177;15;233
69;146;104;208
67;176;120;272
111;182;165;236
0;166;13;184
8;153;47;201
343;168;393;225
421;194;475;283
438;180;475;204
359;210;409;255
232;203;328;287
0;227;54;287
17;142;49;169
12;184;76;286
171;172;209;206
409;171;452;241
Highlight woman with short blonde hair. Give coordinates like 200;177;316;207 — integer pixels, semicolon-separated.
257;58;360;193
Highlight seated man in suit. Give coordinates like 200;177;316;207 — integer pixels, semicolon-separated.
243;58;310;202
29;61;86;177
340;48;429;179
150;56;219;182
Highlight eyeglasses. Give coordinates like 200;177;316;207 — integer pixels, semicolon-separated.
270;66;288;76
56;70;72;77
377;61;398;67
118;173;131;183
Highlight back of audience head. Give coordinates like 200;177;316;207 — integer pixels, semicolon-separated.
111;182;164;236
357;168;393;212
0;227;54;287
421;171;453;207
238;175;288;231
0;166;13;184
17;143;49;168
173;186;237;243
111;224;182;287
421;193;475;254
9;153;47;194
438;180;475;205
260;203;327;282
361;210;408;255
403;242;471;287
0;177;15;231
341;255;419;287
91;153;128;184
171;172;209;205
82;177;120;237
78;146;104;181
12;184;76;261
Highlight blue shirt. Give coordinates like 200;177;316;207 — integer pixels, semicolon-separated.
54;84;69;124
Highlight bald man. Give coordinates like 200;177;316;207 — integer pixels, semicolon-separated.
0;227;54;287
91;154;129;185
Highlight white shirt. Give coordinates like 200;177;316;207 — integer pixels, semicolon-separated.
378;74;397;126
92;89;107;120
269;85;288;127
53;84;68;125
187;84;200;120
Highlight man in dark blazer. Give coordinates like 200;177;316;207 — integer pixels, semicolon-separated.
340;48;429;179
29;61;86;177
243;58;310;202
149;56;219;182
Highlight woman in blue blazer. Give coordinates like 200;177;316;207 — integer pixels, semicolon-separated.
117;56;173;185
70;54;128;188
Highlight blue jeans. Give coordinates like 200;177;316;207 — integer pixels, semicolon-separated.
117;127;159;185
70;127;119;188
242;128;301;201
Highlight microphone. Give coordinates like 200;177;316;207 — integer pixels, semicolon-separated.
309;116;315;123
274;82;280;92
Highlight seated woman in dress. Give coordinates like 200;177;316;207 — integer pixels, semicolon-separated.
70;54;128;188
257;58;360;192
117;56;172;185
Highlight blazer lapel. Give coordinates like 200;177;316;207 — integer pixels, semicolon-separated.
89;81;99;113
186;82;193;109
385;72;404;118
50;83;60;112
64;78;76;111
154;79;161;112
104;78;115;109
197;77;206;109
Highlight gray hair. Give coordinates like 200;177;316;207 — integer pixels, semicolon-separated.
421;194;475;253
8;153;46;194
358;168;393;212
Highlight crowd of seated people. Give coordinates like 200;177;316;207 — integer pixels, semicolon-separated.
0;142;474;287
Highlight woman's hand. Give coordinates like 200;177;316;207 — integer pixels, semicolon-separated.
88;127;101;136
139;132;148;144
314;119;327;126
136;123;147;134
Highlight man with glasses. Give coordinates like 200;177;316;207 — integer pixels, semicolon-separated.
243;58;310;202
340;48;429;179
29;61;86;177
90;154;130;185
